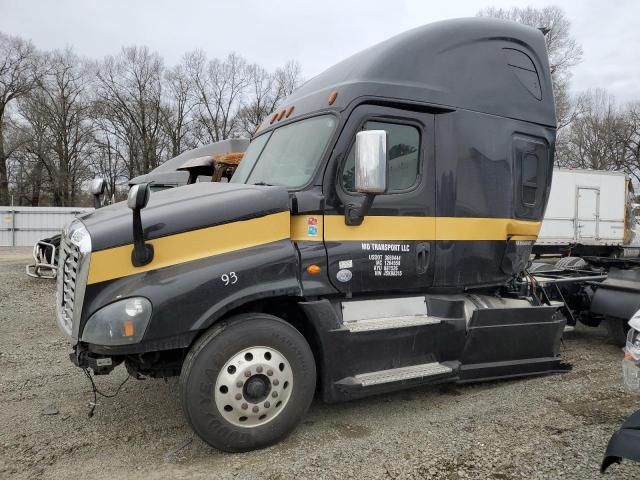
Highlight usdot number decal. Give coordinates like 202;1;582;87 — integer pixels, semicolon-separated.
221;272;238;286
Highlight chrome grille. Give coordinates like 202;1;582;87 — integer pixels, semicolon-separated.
55;221;91;340
59;235;79;332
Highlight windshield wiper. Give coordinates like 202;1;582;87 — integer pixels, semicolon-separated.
252;182;274;186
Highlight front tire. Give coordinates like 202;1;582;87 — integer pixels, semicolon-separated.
179;313;316;452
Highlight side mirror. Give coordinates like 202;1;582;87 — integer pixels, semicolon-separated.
90;177;107;209
355;130;387;193
90;177;107;195
345;130;387;226
127;183;151;210
127;183;153;267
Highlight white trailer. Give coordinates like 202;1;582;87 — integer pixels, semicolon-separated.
535;168;638;257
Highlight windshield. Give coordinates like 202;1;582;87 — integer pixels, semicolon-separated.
231;115;336;188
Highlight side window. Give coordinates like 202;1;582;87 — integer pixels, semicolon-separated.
342;121;420;192
513;134;549;218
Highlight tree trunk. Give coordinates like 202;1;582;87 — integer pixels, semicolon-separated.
0;120;9;205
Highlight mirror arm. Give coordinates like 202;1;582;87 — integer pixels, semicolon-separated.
345;193;375;226
131;208;154;267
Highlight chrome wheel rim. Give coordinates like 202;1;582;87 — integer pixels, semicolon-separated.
214;346;293;428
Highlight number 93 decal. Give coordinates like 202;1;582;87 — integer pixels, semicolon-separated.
221;272;238;286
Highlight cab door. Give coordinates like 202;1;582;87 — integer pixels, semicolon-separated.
322;104;436;295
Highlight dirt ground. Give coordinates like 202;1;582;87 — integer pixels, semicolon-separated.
0;248;638;479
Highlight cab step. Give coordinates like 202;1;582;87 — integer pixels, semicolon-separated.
339;362;457;387
342;314;442;333
340;296;442;333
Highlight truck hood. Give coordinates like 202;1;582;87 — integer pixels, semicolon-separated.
81;182;290;251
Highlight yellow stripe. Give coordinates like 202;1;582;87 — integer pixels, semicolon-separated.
435;217;541;241
87;211;290;285
88;212;541;284
301;215;540;241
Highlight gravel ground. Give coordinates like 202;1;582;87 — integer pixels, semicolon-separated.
1;249;638;479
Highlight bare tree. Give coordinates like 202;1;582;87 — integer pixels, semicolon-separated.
238;60;302;136
19;49;94;205
477;6;583;130
619;103;640;183
90;128;128;200
186;51;250;142
0;30;308;205
162;62;194;157
95;46;165;177
0;32;37;204
557;89;626;171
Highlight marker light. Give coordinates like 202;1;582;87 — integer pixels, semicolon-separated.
123;320;135;338
306;265;321;275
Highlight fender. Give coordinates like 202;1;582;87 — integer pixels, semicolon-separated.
82;239;301;354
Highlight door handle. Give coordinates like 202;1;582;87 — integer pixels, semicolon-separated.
416;242;430;275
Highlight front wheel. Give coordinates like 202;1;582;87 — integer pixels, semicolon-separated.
179;313;316;452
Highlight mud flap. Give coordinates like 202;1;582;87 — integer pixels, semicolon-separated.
601;409;640;472
458;305;568;382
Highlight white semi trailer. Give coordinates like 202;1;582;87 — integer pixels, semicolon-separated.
534;168;639;258
530;168;640;346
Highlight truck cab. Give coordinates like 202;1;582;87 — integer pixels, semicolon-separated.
55;18;563;452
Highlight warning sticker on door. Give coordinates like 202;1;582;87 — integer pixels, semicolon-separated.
307;216;318;237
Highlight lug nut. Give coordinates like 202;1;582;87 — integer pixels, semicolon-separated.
267;369;273;376
271;391;278;398
272;379;279;386
252;406;259;413
235;393;242;400
236;381;243;388
256;366;263;373
264;401;270;408
244;370;251;378
241;403;248;410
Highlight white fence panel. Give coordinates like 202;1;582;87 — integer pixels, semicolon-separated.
0;207;93;246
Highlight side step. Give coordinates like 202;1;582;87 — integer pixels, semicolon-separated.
340;362;456;387
342;314;442;333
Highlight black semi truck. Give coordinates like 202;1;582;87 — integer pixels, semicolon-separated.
55;18;565;452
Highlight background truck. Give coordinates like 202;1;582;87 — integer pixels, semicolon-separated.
528;169;640;346
25;139;248;279
534;168;639;258
54;18;567;452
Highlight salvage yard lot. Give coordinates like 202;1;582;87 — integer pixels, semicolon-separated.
0;249;637;480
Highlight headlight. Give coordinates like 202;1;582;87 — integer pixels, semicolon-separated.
68;220;91;254
82;297;152;346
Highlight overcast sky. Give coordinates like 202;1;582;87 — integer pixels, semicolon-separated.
0;0;638;104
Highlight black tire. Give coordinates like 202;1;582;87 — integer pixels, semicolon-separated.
605;316;630;347
179;313;316;452
555;256;587;270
